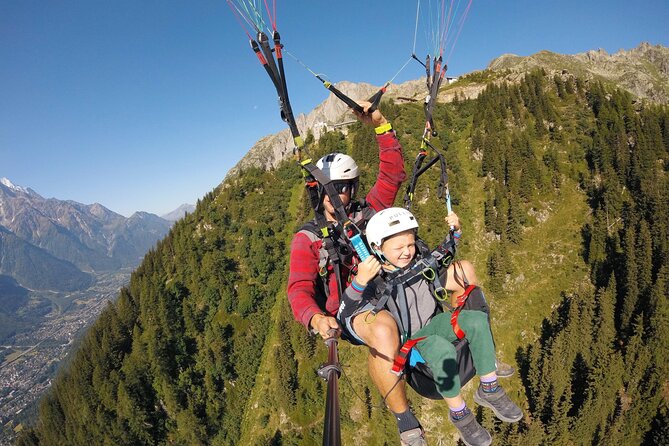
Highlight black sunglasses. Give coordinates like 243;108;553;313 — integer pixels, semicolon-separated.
333;181;357;194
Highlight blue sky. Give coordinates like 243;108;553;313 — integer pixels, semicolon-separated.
2;0;668;217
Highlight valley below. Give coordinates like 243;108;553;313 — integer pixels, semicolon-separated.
0;270;132;444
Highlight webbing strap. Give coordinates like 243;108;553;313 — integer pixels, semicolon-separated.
424;56;444;134
305;176;347;300
403;141;449;211
450;308;465;339
396;283;411;343
318;77;386;115
250;30;303;150
403;150;427;210
391;336;427;375
258;32;281;93
272;32;300;140
450;284;476;340
301;161;350;224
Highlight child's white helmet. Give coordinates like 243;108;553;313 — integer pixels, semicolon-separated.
365;207;419;248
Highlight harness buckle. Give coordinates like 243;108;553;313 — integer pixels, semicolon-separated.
391;336;427;375
421;267;436;281
364;310;377;325
441;253;454;267
433;287;448;302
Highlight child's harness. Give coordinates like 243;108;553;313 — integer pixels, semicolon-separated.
369;236;480;399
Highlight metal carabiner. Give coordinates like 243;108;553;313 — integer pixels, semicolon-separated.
421;267;436;281
433;287;448;302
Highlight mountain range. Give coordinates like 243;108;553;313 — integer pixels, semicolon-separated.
0;180;193;441
0;177;177;292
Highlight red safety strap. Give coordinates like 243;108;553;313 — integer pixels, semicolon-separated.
450;285;476;340
391;336;427;375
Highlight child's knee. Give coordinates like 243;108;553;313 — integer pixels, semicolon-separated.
458;310;489;332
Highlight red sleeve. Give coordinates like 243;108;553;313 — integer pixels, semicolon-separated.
365;131;406;211
287;231;324;329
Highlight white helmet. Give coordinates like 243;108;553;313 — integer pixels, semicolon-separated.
316;153;359;181
365;207;419;248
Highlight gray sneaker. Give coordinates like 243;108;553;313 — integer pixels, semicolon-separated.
449;411;492;446
399;427;427;446
496;361;515;378
473;385;523;422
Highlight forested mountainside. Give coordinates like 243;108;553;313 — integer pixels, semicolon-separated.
16;69;668;445
487;42;669;104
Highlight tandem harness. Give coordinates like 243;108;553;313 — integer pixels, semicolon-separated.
298;201;376;340
369;237;481;400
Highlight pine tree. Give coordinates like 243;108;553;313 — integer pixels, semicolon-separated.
620;226;639;333
487;241;506;294
484;189;496;232
593;276;617;359
506;195;524;244
635;219;653;307
552;74;563;96
493;185;508;236
645;407;669;446
565;77;575;96
647;264;669;371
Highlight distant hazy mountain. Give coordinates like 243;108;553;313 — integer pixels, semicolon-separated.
0;275;31;340
0;225;93;291
109;211;174;263
0;177;172;288
161;203;195;222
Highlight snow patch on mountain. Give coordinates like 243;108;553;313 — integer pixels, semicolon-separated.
1;177;29;194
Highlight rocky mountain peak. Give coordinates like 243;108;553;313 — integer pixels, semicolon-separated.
161;203;195;222
583;48;609;61
87;202;121;221
487;42;669;104
225;79;426;177
0;177;31;195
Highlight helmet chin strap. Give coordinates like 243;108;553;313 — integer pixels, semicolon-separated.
372;246;400;272
321;202;349;223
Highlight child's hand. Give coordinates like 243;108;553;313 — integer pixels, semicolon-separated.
355;256;382;286
446;212;461;231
